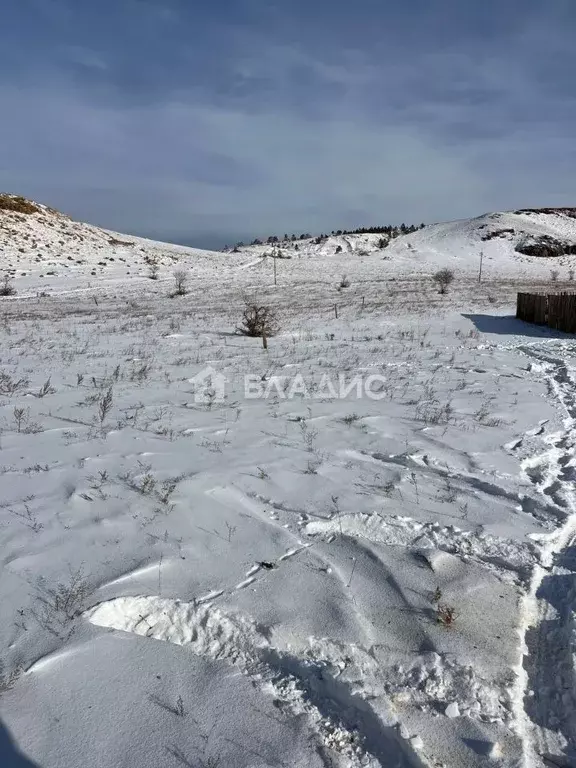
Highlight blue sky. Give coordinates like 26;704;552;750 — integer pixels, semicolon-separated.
1;0;575;247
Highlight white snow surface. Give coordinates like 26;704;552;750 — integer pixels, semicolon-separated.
1;200;576;768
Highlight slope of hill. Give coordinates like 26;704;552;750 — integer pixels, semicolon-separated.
381;208;576;276
229;208;576;279
0;193;229;294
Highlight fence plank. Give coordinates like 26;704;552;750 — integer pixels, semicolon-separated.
516;291;576;333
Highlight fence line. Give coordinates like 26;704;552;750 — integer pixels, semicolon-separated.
517;292;576;333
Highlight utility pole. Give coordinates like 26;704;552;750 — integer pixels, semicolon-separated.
478;250;484;283
273;251;277;286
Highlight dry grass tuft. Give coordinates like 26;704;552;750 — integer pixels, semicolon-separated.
0;194;40;215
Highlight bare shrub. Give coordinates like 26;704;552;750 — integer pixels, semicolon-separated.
436;603;457;626
237;303;279;337
0;372;29;395
11;503;43;533
130;362;152;383
36;377;56;398
13;407;27;432
433;268;455;294
32;567;90;638
0;661;22;693
338;275;351;289
172;269;189;296
148;259;160;280
550;269;559;282
97;386;113;424
0;275;16;296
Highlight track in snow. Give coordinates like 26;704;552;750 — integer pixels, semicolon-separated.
524;536;576;767
86;596;427;768
516;344;576;767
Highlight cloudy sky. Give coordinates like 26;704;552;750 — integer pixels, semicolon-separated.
1;0;575;247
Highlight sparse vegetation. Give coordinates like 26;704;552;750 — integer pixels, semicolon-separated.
97;386;114;424
32;567;90;638
0;194;40;215
436;603;457;626
0;371;29;395
0;661;22;693
36;377;56;398
433;268;455;294
148;259;160;280
237;302;279;337
10;502;43;533
0;274;16;296
338;275;351;289
172;269;189;296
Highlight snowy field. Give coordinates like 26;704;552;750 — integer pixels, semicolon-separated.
1;203;576;768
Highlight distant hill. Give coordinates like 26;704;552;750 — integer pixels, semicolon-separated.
0;193;225;287
227;207;576;278
2;195;576;295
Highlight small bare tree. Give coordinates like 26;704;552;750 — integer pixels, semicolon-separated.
172;269;189;296
433;268;455;294
98;386;113;424
148;259;159;280
550;269;559;282
338;275;351;289
237;303;279;337
0;274;15;296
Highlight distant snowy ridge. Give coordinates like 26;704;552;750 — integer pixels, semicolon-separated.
2;194;576;289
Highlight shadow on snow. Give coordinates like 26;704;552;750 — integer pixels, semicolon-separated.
462;314;573;338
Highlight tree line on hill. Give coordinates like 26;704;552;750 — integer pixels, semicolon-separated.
224;222;425;251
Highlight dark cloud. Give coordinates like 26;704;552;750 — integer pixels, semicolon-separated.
1;0;575;246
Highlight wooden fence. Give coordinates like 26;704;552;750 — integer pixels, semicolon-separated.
516;292;576;333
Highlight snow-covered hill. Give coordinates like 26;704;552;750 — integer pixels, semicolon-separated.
383;208;576;275
229;208;576;279
3;195;576;299
0;193;229;294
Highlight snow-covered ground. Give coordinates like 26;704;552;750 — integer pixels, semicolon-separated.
1;200;576;768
